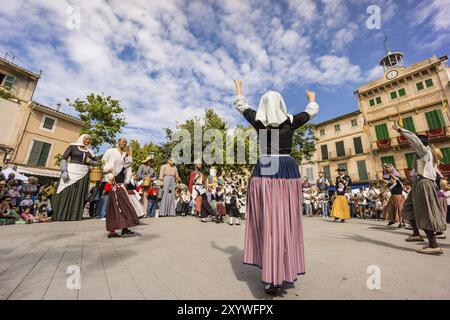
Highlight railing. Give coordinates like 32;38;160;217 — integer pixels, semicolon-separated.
328;148;353;160
376;138;391;149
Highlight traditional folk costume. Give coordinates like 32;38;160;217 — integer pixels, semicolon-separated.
188;163;206;215
136;158;156;212
235;91;319;289
127;178;146;218
398;127;447;255
159;162;179;217
331;171;352;221
382;165;405;226
102;147;139;236
52;134;95;221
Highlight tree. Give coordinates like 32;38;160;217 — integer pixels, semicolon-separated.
291;123;318;162
67;93;127;151
128;139;165;174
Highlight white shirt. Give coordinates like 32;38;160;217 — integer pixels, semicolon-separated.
102;148;133;183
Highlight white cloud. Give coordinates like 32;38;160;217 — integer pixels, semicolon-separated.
366;65;384;82
0;0;367;144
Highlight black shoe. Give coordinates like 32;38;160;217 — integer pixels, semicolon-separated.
122;229;135;235
108;233;121;238
264;285;279;295
387;221;395;226
341;219;345;223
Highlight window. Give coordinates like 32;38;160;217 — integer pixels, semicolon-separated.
335;124;341;132
402;116;416;132
416;82;425;91
405;152;416;168
398;88;406;97
425;109;446;130
2;75;15;90
390;91;398;99
323;166;331;180
375;123;389;140
337;163;348;173
27;140;51;167
306;167;314;182
357;160;368;181
0;73;5;85
320;129;325;136
376;97;382;105
42;116;56;131
321;145;329;160
353;137;363;154
336;141;345;157
369;99;375;107
425;78;434;88
351;119;358;127
441;148;450;164
381;156;396;168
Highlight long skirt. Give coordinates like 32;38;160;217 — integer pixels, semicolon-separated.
106;184;140;232
128;191;146;218
244;155;305;287
382;194;404;222
331;195;351;220
52;164;90;221
216;202;226;216
201;200;215;218
159;175;176;217
401;178;447;232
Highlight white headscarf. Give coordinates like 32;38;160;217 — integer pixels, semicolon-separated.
255;91;293;128
70;134;95;156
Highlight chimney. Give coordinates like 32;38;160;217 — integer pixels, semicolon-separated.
56;103;61;111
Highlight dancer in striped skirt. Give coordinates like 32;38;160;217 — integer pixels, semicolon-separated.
233;80;319;294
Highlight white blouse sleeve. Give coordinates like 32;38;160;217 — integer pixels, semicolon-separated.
304;102;319;119
234;95;250;114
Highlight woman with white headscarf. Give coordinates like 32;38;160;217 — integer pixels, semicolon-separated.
382;163;405;228
52;134;96;221
233;80;319;294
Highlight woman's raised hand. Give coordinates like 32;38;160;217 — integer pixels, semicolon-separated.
306;90;315;103
234;80;243;96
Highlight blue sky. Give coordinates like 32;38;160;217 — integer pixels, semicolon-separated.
1;0;449;144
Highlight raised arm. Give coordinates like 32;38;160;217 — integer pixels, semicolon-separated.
292;90;319;130
393;124;428;157
233;80;259;128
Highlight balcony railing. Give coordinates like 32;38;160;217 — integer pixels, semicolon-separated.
427;127;446;140
328;148;353;160
376;138;391;149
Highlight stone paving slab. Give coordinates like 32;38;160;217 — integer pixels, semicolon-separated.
0;216;449;300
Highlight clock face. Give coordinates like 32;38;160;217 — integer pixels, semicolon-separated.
386;70;399;80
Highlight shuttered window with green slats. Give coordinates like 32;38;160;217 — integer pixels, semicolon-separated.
353;137;363;154
405;152;416;168
441;148;450;165
375;123;389;140
381;156;396;168
336;141;345;157
323;165;331;180
321;145;329;160
27;141;51;167
425;109;446;130
357;160;368;181
402;116;416;132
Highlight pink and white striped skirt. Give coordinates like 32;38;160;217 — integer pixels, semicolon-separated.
243;156;305;287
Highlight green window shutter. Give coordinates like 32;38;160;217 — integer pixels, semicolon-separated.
321;145;329;160
441;148;450;165
27;141;44;166
398;88;406;97
43;117;55;130
3;75;15;89
426;110;445;129
376;97;382;104
402;117;416;132
390;91;398;99
416;82;424;91
323;166;331;180
375;124;389;140
425;79;434;88
357;160;368;181
405;152;416;168
381;156;396;168
37;142;51;166
369;99;375;107
336;141;345;157
353;137;363;154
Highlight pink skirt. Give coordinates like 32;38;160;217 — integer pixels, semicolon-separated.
244;156;305;287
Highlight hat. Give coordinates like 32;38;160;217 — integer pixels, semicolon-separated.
336;167;346;172
141;156;154;164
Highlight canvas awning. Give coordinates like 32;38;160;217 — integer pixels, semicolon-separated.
15;165;61;178
1;167;29;182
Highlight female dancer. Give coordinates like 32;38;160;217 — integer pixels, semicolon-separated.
52;134;95;221
331;168;352;222
234;80;319;294
381;163;405;228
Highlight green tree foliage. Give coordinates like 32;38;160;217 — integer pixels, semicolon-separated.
291;123;318;163
67;93;127;151
128;139;165;174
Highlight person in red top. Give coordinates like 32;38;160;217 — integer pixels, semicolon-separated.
147;186;159;218
98;182;112;220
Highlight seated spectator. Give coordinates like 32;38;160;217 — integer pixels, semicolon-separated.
0;195;24;225
20;194;35;213
21;207;37;224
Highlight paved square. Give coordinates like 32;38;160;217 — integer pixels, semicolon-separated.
1;216;449;300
